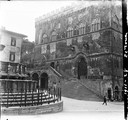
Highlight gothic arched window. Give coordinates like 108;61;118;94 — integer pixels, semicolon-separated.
91;18;100;32
67;27;73;38
61;32;66;39
41;34;48;44
57;33;61;40
73;26;79;36
79;23;86;35
51;31;57;41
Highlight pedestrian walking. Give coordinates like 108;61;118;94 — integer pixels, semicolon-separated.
102;96;107;105
53;82;57;99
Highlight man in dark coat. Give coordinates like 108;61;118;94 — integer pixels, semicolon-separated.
102;96;107;105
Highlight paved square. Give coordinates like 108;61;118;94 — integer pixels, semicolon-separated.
1;97;124;120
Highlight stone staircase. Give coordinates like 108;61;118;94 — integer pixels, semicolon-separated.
61;79;102;101
49;67;103;101
77;80;103;99
49;66;63;78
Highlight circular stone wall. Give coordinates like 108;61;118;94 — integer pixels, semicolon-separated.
2;101;63;115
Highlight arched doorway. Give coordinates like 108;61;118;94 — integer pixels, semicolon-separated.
56;61;59;71
40;72;48;90
77;56;87;79
32;73;39;82
107;88;112;101
115;86;119;101
32;73;39;90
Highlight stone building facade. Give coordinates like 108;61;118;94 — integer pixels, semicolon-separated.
0;28;27;78
34;2;123;100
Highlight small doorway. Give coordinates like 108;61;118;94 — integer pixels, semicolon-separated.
77;57;87;79
32;73;39;90
40;72;48;90
32;73;39;82
107;88;112;101
50;62;55;68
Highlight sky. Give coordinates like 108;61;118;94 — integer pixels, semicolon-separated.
0;1;78;42
0;1;125;42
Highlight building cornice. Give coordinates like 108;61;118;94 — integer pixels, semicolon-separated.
44;51;122;63
0;29;27;38
35;1;121;26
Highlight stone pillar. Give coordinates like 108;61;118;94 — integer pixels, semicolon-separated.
28;82;30;92
13;82;17;93
10;81;13;93
26;82;28;92
19;81;22;92
119;90;122;101
33;82;36;91
23;82;26;92
31;82;33;91
0;81;4;93
39;76;41;89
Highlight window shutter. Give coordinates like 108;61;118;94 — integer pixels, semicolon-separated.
9;52;15;61
11;37;16;46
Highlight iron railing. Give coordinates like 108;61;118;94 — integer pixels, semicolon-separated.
1;87;61;108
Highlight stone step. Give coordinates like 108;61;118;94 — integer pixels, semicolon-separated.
61;81;102;101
